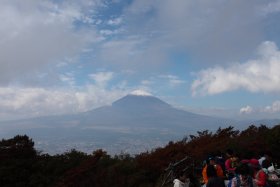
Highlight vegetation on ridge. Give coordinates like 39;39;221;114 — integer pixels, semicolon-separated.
0;124;279;187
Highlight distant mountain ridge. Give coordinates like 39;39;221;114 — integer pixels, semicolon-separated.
0;93;279;155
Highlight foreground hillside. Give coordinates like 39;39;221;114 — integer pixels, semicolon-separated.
0;125;279;187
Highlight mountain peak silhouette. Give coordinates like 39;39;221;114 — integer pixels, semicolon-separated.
112;94;171;109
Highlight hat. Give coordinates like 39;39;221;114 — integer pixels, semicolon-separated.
268;165;275;173
249;159;260;168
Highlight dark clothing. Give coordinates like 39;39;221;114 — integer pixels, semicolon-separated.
206;177;225;187
261;159;271;169
216;156;226;172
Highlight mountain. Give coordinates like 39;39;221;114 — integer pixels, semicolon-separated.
0;92;279;155
237;118;280;129
79;94;232;132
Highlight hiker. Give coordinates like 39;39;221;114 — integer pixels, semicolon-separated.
249;159;268;187
225;149;238;180
173;170;190;187
259;152;272;168
215;150;226;173
202;156;224;185
228;163;254;187
206;164;225;187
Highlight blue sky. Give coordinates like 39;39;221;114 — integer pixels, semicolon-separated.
0;0;280;121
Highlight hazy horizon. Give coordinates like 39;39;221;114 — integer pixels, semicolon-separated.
1;91;279;122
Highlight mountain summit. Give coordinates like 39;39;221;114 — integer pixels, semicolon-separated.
128;90;153;96
112;93;170;109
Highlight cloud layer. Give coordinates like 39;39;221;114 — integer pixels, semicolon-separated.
239;100;280;117
264;101;280;113
0;0;100;85
117;0;265;64
0;85;126;120
0;1;280;120
192;41;280;96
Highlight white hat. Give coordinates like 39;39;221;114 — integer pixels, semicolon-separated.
268;165;275;173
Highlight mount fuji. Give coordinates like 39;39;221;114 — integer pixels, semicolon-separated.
0;91;278;155
79;93;231;131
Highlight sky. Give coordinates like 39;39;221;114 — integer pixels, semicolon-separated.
1;0;280;121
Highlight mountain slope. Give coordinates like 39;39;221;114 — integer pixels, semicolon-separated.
78;94;232;132
0;93;279;154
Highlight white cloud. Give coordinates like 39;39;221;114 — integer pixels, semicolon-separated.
100;29;123;36
129;90;152;96
159;75;185;87
98;37;167;71
121;0;266;65
1;0;277;85
238;101;280;118
0;1;100;85
88;72;114;87
0;85;127;121
186;102;280;119
261;0;280;15
192;41;280;96
100;29;115;35
240;105;253;114
89;0;280;81
141;80;153;86
59;72;76;86
264;100;280;113
107;17;123;25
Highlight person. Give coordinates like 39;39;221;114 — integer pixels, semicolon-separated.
202;156;224;184
173;170;190;187
215;151;226;173
228;163;254;187
259;152;272;168
225;149;238;180
249;158;268;187
206;165;225;187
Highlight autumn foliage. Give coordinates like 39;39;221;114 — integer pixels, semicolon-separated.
0;125;279;187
